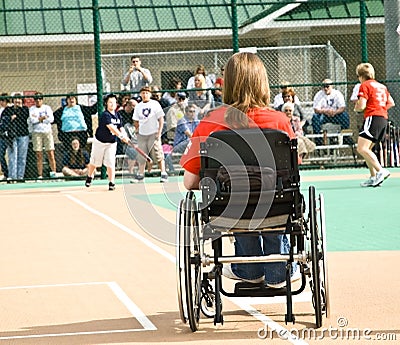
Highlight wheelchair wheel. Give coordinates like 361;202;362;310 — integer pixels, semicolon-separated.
200;290;215;318
309;185;324;328
183;192;202;332
176;199;188;324
319;193;330;319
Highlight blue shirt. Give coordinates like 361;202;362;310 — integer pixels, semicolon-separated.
61;105;88;132
173;117;199;147
95;110;123;143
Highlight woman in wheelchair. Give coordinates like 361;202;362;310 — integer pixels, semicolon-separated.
180;52;300;288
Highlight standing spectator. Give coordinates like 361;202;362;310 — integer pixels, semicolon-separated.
53;94;97;150
123;122;139;175
0;93;10;179
117;98;137;155
213;66;225;104
354;63;395;187
85;94;128;191
62;138;90;177
186;64;214;90
2;94;30;181
173;104;199;153
188;74;213;119
121;56;153;97
162;138;175;173
273;81;301;109
165;92;187;141
29;92;57;179
162;77;182;107
131;86;168;183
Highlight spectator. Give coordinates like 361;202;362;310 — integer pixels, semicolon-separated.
53;94;97;150
186;64;214;90
62;138;90;177
131;86;168;183
2;94;30;181
276;89;308;133
282;102;315;159
117;98;137;155
162;77;182;107
117;94;131;112
173;104;199;153
123;122;139;175
162;138;175;173
187;74;213;119
213;66;224;104
180;52;299;288
121;56;153;97
273;81;301;109
29;92;57;178
151;85;169;109
354;63;395;187
311;79;350;138
85;93;128;191
165;92;187;141
0;93;10;179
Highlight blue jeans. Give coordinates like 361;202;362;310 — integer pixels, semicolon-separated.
7;135;29;179
312;111;350;135
0;139;8;178
164;153;175;172
231;234;295;284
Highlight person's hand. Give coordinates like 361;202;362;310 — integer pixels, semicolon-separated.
128;65;135;73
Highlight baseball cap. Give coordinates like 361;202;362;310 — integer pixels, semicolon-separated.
177;92;187;99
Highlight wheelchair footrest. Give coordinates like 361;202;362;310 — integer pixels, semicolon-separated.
234;282;287;297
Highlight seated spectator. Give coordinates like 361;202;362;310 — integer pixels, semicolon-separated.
186;64;214;90
151;85;170;109
276;89;309;133
165;92;187;141
173;104;199;153
187;74;213;119
282;102;315;159
213;66;224;104
53;94;97;150
273;81;301;109
312;79;350;138
62;138;90;176
162;77;182;107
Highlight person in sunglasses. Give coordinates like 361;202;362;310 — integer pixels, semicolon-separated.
311;79;350;142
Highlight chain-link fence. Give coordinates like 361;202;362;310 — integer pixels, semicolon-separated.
0;0;399;181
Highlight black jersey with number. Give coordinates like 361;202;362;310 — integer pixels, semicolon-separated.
95;110;122;143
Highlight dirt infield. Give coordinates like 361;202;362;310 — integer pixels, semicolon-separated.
0;169;399;344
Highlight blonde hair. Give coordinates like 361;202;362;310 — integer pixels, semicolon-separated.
223;52;270;128
194;74;206;94
356;63;375;80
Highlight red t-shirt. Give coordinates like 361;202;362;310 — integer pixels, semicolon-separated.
358;79;391;119
180;106;295;175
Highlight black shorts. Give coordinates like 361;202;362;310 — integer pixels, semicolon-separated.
359;116;387;143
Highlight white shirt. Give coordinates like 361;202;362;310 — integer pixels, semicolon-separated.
29;104;54;133
350;83;360;102
132;99;164;135
313;89;346;111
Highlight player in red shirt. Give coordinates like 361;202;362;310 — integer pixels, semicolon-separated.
180;52;299;288
354;63;395;187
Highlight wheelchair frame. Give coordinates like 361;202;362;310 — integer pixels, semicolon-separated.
176;128;329;332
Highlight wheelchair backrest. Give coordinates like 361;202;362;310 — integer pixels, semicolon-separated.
199;128;301;223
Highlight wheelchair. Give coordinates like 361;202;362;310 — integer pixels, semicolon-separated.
176;128;329;332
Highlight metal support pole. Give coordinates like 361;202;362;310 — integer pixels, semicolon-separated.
231;0;239;53
92;0;106;178
360;0;368;63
